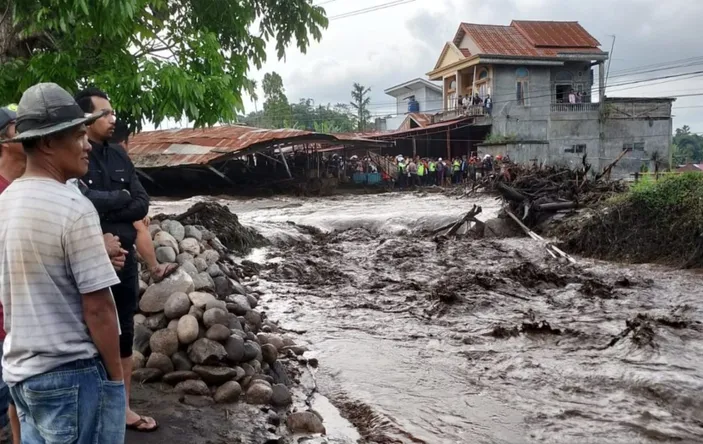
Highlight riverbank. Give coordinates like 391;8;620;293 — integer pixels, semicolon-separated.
547;173;703;268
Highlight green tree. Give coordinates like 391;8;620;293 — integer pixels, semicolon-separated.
261;72;291;128
350;83;371;132
0;0;327;130
671;125;703;165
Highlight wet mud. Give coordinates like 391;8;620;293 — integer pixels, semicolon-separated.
151;194;703;444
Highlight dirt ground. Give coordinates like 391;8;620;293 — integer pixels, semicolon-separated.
126;383;283;444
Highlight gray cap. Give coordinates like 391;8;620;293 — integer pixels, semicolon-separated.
0;106;16;133
1;83;105;143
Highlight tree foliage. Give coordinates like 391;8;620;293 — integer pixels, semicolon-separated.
350;82;371;132
671;125;703;165
0;0;327;130
239;73;355;132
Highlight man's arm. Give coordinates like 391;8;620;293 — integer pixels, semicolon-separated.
78;179;132;213
102;167;149;223
65;209;123;380
82;289;123;381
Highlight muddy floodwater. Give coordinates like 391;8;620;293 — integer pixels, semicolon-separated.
152;193;703;444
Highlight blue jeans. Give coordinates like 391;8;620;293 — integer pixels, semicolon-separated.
0;340;9;429
9;358;125;444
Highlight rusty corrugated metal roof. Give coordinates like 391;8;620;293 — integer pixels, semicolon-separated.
455;21;604;58
128;125;387;169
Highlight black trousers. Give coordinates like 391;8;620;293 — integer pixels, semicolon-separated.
112;251;139;358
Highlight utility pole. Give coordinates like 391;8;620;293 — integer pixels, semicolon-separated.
605;35;616;90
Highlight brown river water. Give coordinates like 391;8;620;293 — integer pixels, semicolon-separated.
152;193;703;444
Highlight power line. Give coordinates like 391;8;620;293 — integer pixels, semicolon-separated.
329;0;416;20
315;0;340;6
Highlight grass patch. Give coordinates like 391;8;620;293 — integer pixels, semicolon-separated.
556;173;703;267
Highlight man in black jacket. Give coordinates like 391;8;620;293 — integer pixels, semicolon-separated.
75;88;157;432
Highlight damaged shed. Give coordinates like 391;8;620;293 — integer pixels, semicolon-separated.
127;125;390;195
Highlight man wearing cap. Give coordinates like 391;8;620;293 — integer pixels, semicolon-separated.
0;83;125;443
74;87;156;432
0;105;21;444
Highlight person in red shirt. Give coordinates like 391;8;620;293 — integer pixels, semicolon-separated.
0;105;23;444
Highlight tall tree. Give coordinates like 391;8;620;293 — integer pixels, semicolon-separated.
0;0;327;130
262;72;291;129
350;83;371;132
671;125;703;165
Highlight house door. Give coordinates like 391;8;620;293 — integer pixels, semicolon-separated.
555;84;571;103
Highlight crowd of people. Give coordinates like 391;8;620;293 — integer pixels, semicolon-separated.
0;83;176;443
457;93;493;115
392;153;509;188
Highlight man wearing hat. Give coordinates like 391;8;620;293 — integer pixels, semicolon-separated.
0;105;21;444
0;83;126;443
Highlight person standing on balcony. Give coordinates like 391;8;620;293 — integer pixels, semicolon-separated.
568;90;576;104
484;94;493;115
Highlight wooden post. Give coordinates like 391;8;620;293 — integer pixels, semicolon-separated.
472;65;477;98
412;137;417;158
446;128;451;159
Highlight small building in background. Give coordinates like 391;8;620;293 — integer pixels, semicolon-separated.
675;163;703;173
382;78;443;130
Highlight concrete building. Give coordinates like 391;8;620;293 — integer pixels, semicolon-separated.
382;78;443;130
420;20;675;178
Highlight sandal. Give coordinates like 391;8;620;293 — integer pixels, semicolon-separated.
151;263;179;283
126;415;159;432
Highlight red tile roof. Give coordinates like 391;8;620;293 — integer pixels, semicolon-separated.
459;48;471;57
512;20;601;48
454;20;604;59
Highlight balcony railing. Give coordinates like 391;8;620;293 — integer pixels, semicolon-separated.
551;103;600;113
431;105;488;124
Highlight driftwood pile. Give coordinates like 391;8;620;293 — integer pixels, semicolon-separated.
474;159;627;228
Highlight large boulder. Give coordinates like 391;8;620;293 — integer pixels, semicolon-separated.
149;329;179;357
165;221;186;242
139;269;194;313
193;272;215;292
224;335;245;363
261;344;277;364
132;351;145;370
184;226;202;242
162;371;200;386
164;292;191;319
200;250;220;266
179;261;199;279
203;308;229;329
205;299;227;311
205;324;231;342
171;351;193;372
176;253;194;266
179;238;201;256
246;383;272;405
242;341;261;362
146;352;173;375
174;380;210;396
193;258;208;272
214;381;242;404
244;310;262;331
133;323;153;355
188;338;227;365
192;365;238;385
257;334;285;352
154;231;179;252
226;294;251;315
177;315;199;345
155;246;177;264
214;276;234;299
189;292;216;310
207;264;223;278
286;412;326;434
132;368;163;384
271;384;292;406
144;313;168;331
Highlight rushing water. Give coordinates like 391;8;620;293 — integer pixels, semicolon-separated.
152;193;703;444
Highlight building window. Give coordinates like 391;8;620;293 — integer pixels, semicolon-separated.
449;80;457;91
633;142;645;151
623;143;633;151
478;69;488;80
555;71;573;82
516;67;529;106
565;144;586;154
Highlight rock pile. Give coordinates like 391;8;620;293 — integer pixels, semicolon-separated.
131;218;301;409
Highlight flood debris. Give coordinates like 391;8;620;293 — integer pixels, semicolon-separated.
490;320;564;338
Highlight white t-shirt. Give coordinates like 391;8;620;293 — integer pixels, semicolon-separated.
0;178;121;384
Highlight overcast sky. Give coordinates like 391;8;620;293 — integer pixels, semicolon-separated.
240;0;703;132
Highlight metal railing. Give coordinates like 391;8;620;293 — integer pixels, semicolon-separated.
550;103;600;113
431;105;488;124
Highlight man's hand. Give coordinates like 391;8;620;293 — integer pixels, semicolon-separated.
103;234;128;271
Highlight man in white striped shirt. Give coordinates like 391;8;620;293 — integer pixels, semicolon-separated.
0;83;125;443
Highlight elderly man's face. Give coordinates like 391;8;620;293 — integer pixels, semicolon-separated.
48;124;92;179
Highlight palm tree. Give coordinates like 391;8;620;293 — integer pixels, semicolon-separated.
350;83;371;132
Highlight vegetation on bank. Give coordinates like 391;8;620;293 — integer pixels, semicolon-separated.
554;173;703;267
